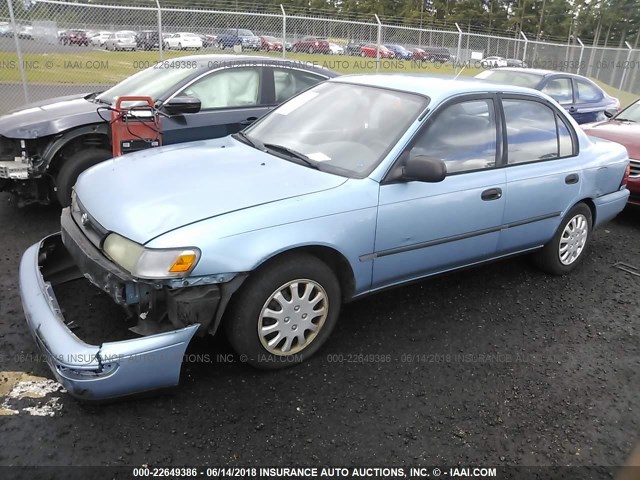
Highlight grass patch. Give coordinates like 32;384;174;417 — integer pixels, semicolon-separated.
0;49;636;106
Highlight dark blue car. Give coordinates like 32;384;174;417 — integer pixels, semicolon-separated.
475;68;620;124
384;44;413;60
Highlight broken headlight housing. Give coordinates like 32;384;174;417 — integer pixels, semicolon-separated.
103;233;200;279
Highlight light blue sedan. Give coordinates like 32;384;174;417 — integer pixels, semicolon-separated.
19;75;631;400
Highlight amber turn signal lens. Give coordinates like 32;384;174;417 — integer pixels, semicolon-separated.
168;253;197;273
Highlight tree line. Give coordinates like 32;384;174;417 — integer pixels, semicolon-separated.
6;0;640;47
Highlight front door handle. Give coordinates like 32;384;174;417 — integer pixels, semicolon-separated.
239;116;258;126
481;188;502;201
565;173;579;184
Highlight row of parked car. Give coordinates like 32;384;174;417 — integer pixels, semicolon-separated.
4;54;636;400
12;23;503;64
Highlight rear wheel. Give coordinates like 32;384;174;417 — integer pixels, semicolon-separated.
224;253;341;370
533;203;592;275
55;148;112;207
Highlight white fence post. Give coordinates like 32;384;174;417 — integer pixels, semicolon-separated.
374;14;381;73
576;37;584;76
155;0;163;61
280;4;286;59
520;31;528;65
7;0;29;103
455;22;462;67
619;41;633;91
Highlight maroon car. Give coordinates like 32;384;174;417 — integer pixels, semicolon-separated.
292;36;330;54
60;29;89;46
583;99;640;205
261;36;283;52
410;47;428;61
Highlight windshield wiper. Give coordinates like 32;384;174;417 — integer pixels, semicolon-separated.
262;143;320;169
232;131;262;149
84;91;109;104
615;117;636;122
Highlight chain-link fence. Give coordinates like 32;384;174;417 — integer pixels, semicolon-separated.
1;0;639;113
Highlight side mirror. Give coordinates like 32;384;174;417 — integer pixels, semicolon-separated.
403;155;447;183
603;108;617;119
164;96;201;115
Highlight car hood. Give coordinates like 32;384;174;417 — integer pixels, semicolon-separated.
0;94;105;139
583;120;640;159
75;137;348;244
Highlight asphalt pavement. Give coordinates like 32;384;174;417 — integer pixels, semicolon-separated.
0;193;638;474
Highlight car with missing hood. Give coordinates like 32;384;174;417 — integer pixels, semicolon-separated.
0;55;336;207
19;75;630;400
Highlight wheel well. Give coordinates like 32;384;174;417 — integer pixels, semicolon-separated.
256;246;356;300
48;133;110;176
577;198;596;225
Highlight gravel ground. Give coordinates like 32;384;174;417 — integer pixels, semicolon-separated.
0;192;638;473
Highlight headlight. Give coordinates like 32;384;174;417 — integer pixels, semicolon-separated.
103;233;200;279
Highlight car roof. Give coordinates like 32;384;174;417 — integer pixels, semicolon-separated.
489;67;579;77
332;74;545;100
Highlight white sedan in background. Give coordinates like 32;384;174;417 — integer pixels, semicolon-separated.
163;32;203;50
104;31;136;51
329;42;345;55
481;56;508;68
90;31;112;46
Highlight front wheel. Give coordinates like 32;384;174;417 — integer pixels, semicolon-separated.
533;203;592;275
55;148;112;207
224;254;341;369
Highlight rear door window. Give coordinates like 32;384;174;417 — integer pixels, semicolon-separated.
573;79;603;103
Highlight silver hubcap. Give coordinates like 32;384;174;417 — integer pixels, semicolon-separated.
258;279;328;356
559;214;588;265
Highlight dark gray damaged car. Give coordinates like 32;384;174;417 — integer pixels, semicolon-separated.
0;54;335;206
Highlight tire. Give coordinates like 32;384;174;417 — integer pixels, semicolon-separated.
224;253;341;370
55;148;112;207
361;51;366;57
308;47;313;54
178;42;182;50
292;46;297;53
533;203;593;275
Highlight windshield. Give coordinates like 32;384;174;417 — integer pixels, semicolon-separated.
475;70;542;88
244;82;428;177
238;29;255;36
97;64;203;103
616;100;640;122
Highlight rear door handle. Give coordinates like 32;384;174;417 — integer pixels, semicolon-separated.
240;116;258;126
565;173;579;184
481;188;502;201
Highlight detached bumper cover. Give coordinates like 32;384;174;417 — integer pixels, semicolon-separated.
19;234;198;400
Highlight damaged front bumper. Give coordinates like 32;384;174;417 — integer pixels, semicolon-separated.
19;235;199;400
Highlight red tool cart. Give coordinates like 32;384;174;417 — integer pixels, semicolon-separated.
110;96;162;157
